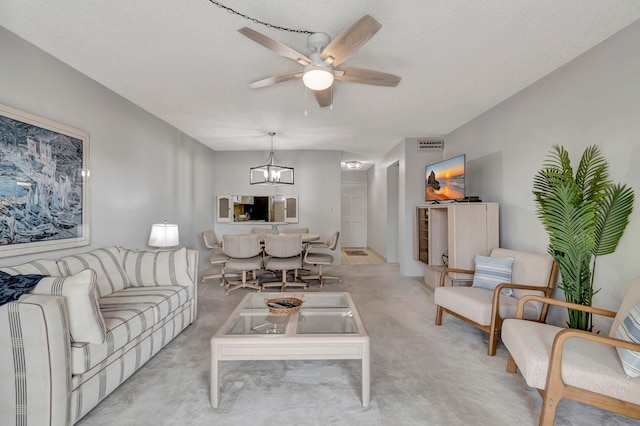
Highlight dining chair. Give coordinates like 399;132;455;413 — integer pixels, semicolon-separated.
302;231;341;287
222;234;263;295
262;233;306;292
201;230;230;284
434;247;558;355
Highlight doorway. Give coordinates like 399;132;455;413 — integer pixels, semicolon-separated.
340;182;366;248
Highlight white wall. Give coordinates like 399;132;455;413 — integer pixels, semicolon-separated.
0;26;217;268
386;163;399;263
211;150;342;260
445;21;640;328
341;170;367;183
368;139;442;276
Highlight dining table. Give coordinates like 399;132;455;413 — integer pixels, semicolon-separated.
256;233;320;244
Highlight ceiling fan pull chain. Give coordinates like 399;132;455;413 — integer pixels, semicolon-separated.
330;85;333;110
207;0;314;34
304;86;308;117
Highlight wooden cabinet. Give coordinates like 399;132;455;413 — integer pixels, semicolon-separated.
415;203;499;289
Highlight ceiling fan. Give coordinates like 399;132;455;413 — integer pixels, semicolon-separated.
238;15;401;108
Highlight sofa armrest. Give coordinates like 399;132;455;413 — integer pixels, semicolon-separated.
186;249;199;321
0;295;71;426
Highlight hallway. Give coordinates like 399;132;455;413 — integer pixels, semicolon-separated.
340;248;387;265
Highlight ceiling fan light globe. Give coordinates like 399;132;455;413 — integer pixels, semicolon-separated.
303;67;334;91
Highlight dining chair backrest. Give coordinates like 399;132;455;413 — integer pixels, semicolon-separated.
326;231;340;250
264;234;303;258
222;234;261;258
202;229;221;249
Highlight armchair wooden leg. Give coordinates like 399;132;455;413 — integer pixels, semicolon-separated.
488;329;499;356
506;354;518;373
435;306;443;325
487;327;500;356
539;391;560;426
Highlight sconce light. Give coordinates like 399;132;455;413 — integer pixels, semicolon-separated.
148;220;180;248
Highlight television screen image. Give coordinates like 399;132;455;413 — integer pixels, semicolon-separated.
425;154;466;201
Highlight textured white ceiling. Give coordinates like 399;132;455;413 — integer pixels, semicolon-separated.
1;1;640;167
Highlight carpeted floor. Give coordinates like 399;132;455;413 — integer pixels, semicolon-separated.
77;264;637;426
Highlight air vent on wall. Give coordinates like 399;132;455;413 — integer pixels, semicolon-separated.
417;139;444;152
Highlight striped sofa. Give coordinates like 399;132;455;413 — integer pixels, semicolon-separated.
0;246;198;425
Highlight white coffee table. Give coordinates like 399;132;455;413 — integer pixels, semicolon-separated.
210;292;370;408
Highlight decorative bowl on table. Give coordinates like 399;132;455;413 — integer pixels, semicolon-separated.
265;297;303;315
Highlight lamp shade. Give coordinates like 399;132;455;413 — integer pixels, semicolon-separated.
302;66;334;91
148;222;179;248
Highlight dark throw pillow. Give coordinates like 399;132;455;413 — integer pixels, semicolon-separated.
0;271;46;306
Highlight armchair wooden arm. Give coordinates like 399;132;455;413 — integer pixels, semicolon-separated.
513;294;616;320
487;282;557;357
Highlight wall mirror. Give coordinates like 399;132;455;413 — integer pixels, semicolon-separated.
217;195;298;223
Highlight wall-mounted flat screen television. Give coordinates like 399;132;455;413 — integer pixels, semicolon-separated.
425;154;466;202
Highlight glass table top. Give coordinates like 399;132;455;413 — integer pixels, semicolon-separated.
240;292;349;310
220;292;361;336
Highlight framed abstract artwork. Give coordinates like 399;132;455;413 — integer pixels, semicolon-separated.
0;103;90;257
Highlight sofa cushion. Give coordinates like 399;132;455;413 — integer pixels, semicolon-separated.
119;247;194;287
70;285;194;375
0;259;61;276
614;300;640;378
471;255;514;296
57;247;129;297
31;270;106;345
100;286;194;324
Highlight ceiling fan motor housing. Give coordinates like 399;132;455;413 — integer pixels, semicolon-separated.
307;32;331;53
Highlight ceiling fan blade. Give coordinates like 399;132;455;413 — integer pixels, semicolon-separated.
334;66;401;87
249;72;301;89
320;15;382;66
314;88;332;108
238;27;311;65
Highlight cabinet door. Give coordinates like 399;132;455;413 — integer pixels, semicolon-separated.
217;195;231;223
415;207;429;263
284;196;298;223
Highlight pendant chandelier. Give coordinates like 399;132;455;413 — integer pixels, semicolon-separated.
250;132;294;185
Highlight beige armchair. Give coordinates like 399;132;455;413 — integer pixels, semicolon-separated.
262;233;306;292
502;277;640;425
434;248;558;355
222;234;263;295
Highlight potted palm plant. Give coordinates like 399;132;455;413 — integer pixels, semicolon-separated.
533;145;634;331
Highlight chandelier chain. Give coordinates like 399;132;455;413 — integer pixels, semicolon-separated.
207;1;314;35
